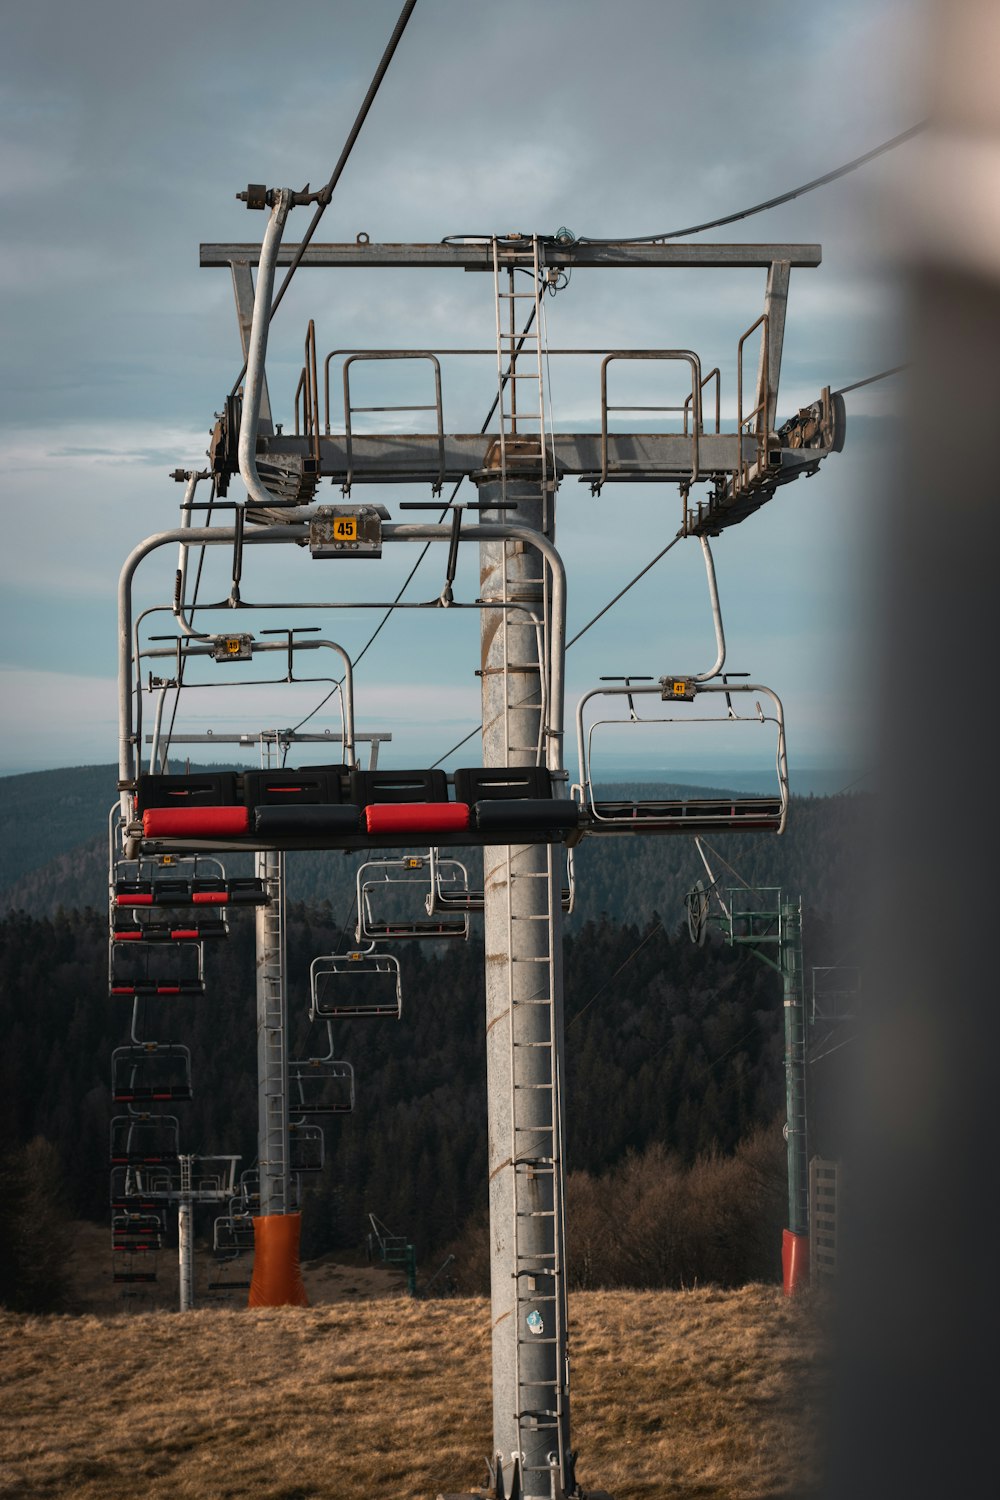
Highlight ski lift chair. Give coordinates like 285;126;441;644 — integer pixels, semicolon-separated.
109;1166;162;1211
425;845;576;915
112;912;229;942
112;1210;166;1253
114;873;270;907
111;1042;193;1103
355;855;469;941
109;1112;180;1165
309;949;403;1019
288;1056;356;1115
212;1212;255;1256
112;1255;159;1286
109;938;205;996
289;1119;326;1173
575;677;789;834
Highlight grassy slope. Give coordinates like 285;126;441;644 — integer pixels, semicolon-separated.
0;1285;824;1500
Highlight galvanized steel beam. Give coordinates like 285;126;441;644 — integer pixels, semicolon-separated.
201;241;822;269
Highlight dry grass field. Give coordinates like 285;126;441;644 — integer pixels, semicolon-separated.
0;1230;826;1500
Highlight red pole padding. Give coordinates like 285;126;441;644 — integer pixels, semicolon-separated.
782;1228;809;1295
248;1213;309;1307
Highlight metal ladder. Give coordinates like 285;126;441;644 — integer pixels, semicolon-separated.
256;736;289;1216
491;235;555;526
504;840;569;1495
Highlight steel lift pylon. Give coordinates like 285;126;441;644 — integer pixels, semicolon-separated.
111;180;843;1498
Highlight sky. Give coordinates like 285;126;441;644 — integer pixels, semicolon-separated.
0;0;928;784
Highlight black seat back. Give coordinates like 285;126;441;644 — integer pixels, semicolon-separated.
454;765;552;803
350;769;448;805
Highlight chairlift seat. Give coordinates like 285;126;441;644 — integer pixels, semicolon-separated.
111;1043;193;1103
589;795;784;833
191;877;269;905
112;918;228;942
576;680;789;836
110;1113;180;1165
473;799;580;834
351;769;449;804
365;802;470;835
289;1058;357;1113
453;766;554;802
114;876;269;906
243;767;345;806
364;915;468;939
110;938;204;996
213;1214;255;1254
142;806;250;838
453;765;579;836
113;1270;158;1284
112;1212;164;1251
289;1120;326;1173
254;804;361;837
310;951;402;1019
136;772;238;810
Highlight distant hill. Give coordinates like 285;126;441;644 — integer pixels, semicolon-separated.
0;764;868;936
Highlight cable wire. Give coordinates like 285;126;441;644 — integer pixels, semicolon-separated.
161;478;216;766
833;365;905;396
228;0;419;399
566;534;682;649
577;123;926;244
431;531;685;766
566;920;664;1030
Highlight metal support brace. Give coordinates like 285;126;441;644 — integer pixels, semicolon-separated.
230;261;273;436
756;260;791;434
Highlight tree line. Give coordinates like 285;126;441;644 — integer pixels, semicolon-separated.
0;880;855;1307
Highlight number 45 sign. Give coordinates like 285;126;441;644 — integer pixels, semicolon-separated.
308;505;383;559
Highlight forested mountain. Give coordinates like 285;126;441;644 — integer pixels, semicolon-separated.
0;764;863;1294
0;898;853;1276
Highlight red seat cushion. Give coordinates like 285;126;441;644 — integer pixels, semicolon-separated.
364;803;470;835
142;807;250;838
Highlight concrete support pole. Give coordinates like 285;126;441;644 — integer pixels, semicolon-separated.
178;1154;194;1312
780;897;809;1291
256;848;289;1217
479;472;572;1499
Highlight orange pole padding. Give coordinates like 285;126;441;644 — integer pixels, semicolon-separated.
781;1228;809;1296
248;1213;309;1307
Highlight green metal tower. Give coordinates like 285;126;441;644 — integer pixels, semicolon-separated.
687;877;808;1291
